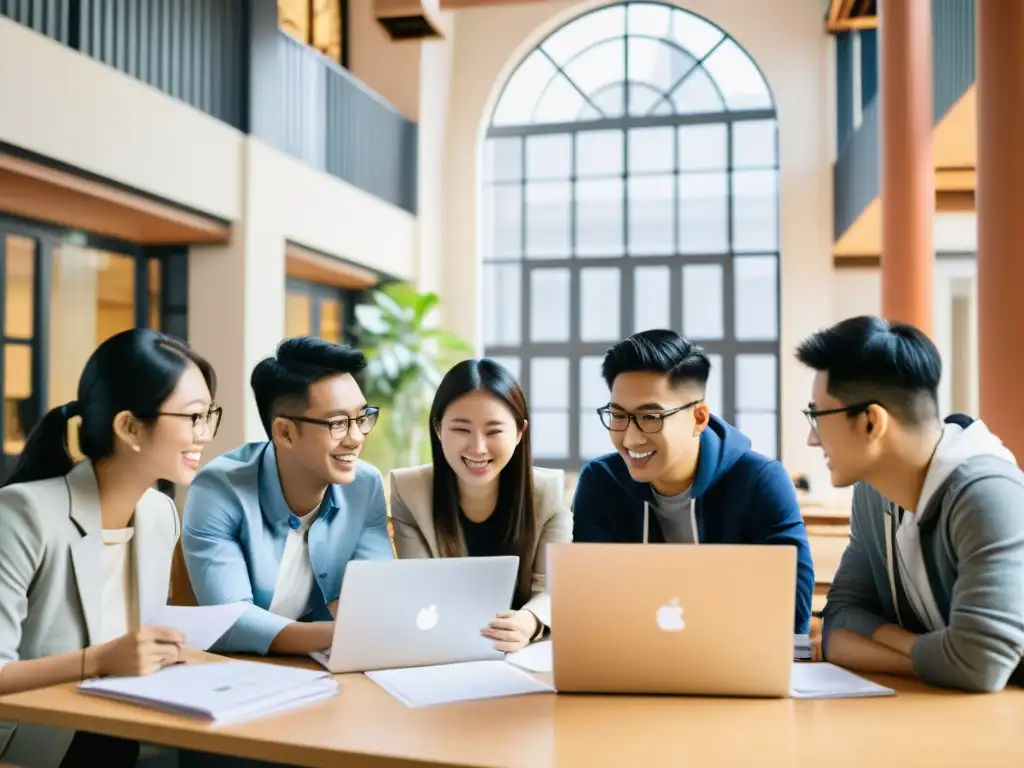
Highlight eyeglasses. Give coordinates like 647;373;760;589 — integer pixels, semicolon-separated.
157;404;223;440
802;401;881;432
597;400;703;434
282;407;380;441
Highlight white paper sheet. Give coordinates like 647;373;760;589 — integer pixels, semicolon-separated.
505;640;553;673
366;660;555;708
142;604;248;651
789;662;896;699
79;661;338;723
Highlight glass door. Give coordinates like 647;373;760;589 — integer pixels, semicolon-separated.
285;278;352;344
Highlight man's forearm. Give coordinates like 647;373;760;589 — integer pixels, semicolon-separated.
825;629;917;677
871;623;920;656
268;621;334;655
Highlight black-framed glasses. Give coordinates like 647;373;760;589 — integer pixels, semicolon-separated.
597;400;703;434
157;404;223;439
282;407;380;440
802;401;881;432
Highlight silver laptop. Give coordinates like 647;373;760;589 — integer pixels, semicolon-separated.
311;556;520;673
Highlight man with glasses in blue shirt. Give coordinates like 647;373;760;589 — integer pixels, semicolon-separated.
572;329;814;634
182;338;393;656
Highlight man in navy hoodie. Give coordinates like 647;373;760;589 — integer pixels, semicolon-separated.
572;329;815;633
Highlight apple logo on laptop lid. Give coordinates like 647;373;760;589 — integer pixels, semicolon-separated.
656;598;686;632
416;604;439;631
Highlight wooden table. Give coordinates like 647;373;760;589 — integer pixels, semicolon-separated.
2;653;1024;767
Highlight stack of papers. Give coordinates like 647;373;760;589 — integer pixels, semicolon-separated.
79;661;338;724
505;640;553;673
366;660;554;708
789;662;896;699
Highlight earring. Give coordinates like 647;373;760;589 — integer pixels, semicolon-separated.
132;444;141;453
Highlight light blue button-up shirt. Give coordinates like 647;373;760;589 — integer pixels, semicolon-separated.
181;441;394;654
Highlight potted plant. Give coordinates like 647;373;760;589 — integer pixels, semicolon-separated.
354;283;473;472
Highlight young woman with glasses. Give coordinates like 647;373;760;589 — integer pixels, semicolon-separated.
0;328;219;767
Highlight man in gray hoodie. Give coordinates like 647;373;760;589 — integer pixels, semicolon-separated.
796;315;1024;692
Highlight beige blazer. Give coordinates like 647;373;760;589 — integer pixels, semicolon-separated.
389;464;572;627
0;460;180;767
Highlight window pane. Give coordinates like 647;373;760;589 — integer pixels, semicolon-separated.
678;173;728;254
678;124;727;171
530;269;570;342
634;265;671;332
627;175;674;255
286;292;312;336
530;357;569;409
575;178;623;257
669;10;724;59
482;137;522;182
562;39;626;116
628;127;674;174
579;268;621;342
703;38;772;110
491;51;559;126
484;264;522;346
531;412;570;459
579;356;607;409
49;247;136;410
732;170;778;252
579;413;610;460
682;263;723;340
737;411;777;459
627;2;673;39
670;67;723;113
487;356;521;381
4;235;34;338
319;298;343;343
704;353;723;415
481;184;522;259
148;259;162;330
526;134;572;180
576;130;623;177
542;4;625;65
736;354;777;410
525;181;571;258
732;120;777;169
533;75;587;123
4;344;32;454
734;256;778;340
627;38;697;113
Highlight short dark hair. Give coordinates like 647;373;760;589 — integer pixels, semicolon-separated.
250;337;366;438
601;329;711;390
794;315;941;426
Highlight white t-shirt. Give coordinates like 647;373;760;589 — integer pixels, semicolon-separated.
100;527;139;643
268;512;317;620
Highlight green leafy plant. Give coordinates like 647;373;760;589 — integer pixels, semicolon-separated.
354;283;473;470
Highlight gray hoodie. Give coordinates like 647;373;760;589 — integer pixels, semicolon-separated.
822;416;1024;692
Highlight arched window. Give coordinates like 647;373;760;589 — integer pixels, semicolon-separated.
480;1;779;470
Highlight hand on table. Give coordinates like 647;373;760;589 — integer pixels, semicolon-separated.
481;610;540;653
95;626;185;677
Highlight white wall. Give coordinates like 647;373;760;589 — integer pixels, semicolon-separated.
443;0;835;490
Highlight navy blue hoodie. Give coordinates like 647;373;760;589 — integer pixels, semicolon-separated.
572;415;815;633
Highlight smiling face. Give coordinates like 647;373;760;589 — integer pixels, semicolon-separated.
277;373;373;487
807;370;877;488
607;371;709;495
436;391;524;489
135;361;215;486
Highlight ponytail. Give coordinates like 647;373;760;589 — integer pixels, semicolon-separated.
1;401;77;488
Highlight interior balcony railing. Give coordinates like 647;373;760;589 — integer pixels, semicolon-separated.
0;0;418;214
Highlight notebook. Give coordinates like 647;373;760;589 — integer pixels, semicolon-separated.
789;663;896;699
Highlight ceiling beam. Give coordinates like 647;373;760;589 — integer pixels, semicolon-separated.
439;0;547;8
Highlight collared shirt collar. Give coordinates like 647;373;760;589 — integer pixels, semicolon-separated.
257;443;341;530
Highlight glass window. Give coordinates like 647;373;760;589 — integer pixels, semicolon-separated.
278;0;344;65
286;292;312;337
530;358;569;410
4;235;34;339
148;259;162;330
4;344;32;454
483;2;779;468
320;298;343;344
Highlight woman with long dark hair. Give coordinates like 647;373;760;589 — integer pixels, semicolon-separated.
0;328;220;767
390;359;571;651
